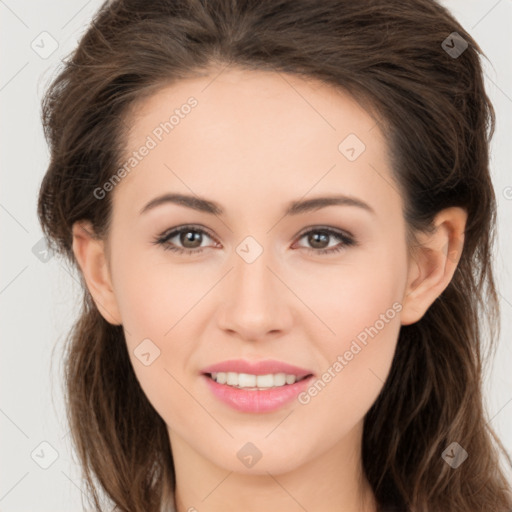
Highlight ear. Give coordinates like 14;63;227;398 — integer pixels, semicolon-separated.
400;207;467;326
71;220;122;325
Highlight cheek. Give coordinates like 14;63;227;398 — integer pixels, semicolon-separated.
110;250;211;420
292;316;400;461
112;246;210;338
293;252;405;423
295;249;406;348
292;303;401;459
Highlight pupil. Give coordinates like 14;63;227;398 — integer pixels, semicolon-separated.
181;231;201;248
309;232;328;249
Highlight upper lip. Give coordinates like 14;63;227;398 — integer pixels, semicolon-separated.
201;359;314;378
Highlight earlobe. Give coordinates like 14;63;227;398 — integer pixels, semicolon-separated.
400;207;467;326
71;220;122;325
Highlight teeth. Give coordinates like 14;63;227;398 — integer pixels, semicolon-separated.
210;372;306;389
285;374;296;384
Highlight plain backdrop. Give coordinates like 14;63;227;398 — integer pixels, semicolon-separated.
1;0;511;510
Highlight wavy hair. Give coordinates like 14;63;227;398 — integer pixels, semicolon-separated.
37;0;512;510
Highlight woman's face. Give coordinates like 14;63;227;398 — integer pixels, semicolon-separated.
102;68;411;474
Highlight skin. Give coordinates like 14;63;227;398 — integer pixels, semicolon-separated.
71;67;467;512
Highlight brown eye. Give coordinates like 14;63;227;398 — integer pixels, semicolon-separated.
307;231;330;249
295;227;356;255
179;230;204;249
153;225;218;254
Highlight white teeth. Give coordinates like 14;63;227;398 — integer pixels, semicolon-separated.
213;371;227;384
238;373;256;387
226;372;238;386
273;373;286;386
209;371;306;388
285;374;296;385
256;374;274;388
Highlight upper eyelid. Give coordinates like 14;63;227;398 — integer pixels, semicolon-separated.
159;225;353;246
295;225;353;239
160;225;218;243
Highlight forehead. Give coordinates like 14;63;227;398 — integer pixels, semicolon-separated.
126;67;382;147
112;67;397;219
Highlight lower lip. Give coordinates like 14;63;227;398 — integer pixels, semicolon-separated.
202;374;314;413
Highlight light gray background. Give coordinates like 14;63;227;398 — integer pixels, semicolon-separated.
1;1;511;510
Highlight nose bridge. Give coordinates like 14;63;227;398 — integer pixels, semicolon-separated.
217;235;292;338
232;236;277;309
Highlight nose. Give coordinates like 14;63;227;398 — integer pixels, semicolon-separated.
216;244;294;342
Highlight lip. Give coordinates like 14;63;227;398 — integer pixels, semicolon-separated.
201;359;314;379
202;374;314;413
200;359;315;413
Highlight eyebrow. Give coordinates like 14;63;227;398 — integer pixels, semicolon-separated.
139;192;375;217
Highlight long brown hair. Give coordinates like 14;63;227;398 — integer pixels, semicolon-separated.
37;0;512;510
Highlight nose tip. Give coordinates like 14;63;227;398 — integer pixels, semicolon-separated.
216;249;293;341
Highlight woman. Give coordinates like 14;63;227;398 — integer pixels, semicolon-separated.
37;0;512;510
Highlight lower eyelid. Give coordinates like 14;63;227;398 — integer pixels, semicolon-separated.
296;229;354;246
156;227;355;253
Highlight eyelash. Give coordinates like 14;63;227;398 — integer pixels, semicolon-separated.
152;224;357;256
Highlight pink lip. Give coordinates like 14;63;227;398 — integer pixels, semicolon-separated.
200;359;315;413
201;359;313;378
202;374;314;413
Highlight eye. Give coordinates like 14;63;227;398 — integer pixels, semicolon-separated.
293;227;356;255
153;225;357;256
152;225;219;255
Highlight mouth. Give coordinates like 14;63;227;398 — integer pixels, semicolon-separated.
204;371;313;390
200;359;315;412
200;362;315;413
